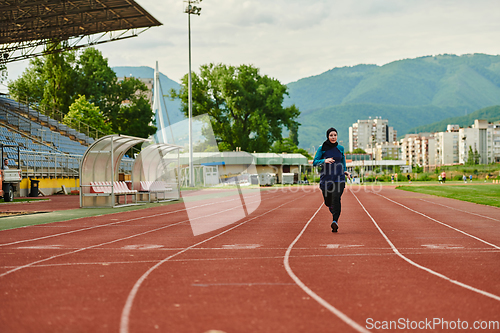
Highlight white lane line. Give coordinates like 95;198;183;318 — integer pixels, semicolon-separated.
283;204;371;333
6;248;500;269
119;193;308;333
421;244;464;249
0;211;185;247
0;197;263;278
323;244;364;249
0;192;266;247
221;244;261;249
370;191;500;250
351;191;500;302
192;283;296;287
0;222;188;278
16;245;64;249
419;198;500;222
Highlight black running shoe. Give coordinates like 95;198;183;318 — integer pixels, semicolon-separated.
331;221;338;233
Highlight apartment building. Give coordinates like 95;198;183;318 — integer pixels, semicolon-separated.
349;117;397;152
459;119;500;164
435;125;460;166
400;120;500;168
400;133;435;167
368;141;401;161
494;122;500;163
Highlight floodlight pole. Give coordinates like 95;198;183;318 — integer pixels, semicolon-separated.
185;0;201;187
188;9;193;187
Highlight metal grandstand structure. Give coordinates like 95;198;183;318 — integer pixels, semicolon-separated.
0;0;161;182
0;0;162;64
0;97;134;179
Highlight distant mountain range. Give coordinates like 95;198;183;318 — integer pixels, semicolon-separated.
113;54;500;152
112;66;185;126
284;53;500;151
407;105;500;134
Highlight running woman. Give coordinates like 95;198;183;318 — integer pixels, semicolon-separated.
313;128;351;232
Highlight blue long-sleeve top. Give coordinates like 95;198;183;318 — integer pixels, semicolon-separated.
313;144;347;184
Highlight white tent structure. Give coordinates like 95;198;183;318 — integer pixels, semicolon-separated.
132;143;182;202
80;135;147;208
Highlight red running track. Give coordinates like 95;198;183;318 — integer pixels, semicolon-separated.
0;186;499;332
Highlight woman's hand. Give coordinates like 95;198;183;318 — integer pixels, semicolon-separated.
344;171;352;179
325;158;335;164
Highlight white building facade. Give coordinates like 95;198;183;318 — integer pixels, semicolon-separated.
372;142;401;161
494;122;500;163
405;120;500;168
435;126;460;166
400;133;435;168
349;117;397;152
459;120;497;164
354;118;499;168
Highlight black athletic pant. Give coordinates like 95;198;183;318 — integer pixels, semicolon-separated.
321;181;345;222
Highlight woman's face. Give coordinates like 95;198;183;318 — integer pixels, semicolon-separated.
328;130;337;144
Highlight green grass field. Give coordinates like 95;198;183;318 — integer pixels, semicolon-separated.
397;184;500;208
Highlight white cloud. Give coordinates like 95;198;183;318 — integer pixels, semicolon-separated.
3;0;500;91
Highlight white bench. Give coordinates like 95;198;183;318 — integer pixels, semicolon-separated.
90;181;137;194
139;181;173;202
90;181;137;204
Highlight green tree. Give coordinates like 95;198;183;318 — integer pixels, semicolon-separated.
106;77;156;138
270;137;312;159
64;95;111;136
75;47;117;115
466;146;475;165
289;123;299;146
352;148;367;154
115;95;156;138
412;164;424;173
7;59;45;104
41;44;77;114
9;42;77;114
474;148;481;165
467;146;482;165
9;45;156;138
271;138;298;154
171;63;300;152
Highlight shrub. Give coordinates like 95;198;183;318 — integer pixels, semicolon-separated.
418;174;432;181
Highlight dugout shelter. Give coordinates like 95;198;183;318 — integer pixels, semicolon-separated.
80;134;146;208
132;142;182;202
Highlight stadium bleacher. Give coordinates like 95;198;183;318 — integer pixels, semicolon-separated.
0;96;133;177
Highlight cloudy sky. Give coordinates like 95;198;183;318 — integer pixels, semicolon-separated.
2;0;500;92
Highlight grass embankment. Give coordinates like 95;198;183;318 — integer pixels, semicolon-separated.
1;198;50;203
397;184;500;208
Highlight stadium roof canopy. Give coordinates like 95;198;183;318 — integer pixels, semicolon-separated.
0;0;162;64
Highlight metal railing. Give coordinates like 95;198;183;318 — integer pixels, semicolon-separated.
4;97;142;158
0;97;138;177
12;97;106;142
20;150;81;178
19;150;134;178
